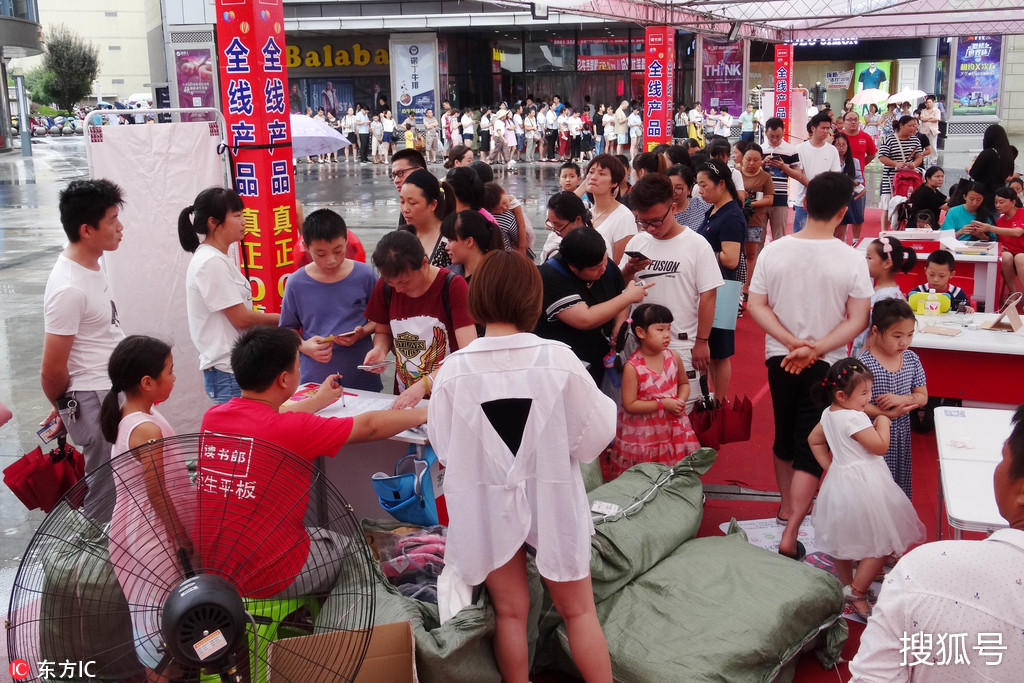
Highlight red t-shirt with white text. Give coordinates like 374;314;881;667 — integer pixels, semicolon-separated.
197;398;353;597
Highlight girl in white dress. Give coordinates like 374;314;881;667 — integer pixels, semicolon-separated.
428;251;614;683
809;358;925;620
99;336;193;676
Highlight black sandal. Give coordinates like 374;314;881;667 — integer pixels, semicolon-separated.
778;540;806;562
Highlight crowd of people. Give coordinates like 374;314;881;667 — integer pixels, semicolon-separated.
31;91;1024;678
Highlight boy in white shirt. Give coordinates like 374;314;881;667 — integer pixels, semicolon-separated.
792;112;841;232
41;179;127;522
747;171;871;561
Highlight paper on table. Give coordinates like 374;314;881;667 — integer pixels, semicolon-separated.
318;394;395;419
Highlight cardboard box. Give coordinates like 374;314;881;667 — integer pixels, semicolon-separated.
268;620;417;682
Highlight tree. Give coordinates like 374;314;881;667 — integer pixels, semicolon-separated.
21;65;56;105
41;24;99;111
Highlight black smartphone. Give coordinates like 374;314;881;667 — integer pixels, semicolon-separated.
625;251;649;260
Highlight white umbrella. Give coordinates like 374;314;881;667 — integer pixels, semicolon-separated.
887;89;927;105
288;113;351;157
850;89;888;106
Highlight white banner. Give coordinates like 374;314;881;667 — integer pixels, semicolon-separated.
826;69;855;89
87;121;226;433
390;34;438;123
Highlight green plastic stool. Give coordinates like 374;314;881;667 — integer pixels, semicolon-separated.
199;596;321;682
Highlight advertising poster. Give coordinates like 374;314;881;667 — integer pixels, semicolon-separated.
174;48;215;122
852;61;892;114
825;69;854;89
701;39;744;114
391;36;436;123
643;27;673;149
216;0;298;313
953;36;1001;115
773;44;793;139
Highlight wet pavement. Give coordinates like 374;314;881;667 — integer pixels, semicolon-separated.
0;133;995;630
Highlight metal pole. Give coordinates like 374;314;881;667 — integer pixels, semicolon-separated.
14;75;31;157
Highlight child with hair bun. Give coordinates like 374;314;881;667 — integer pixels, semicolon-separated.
809;357;925;620
851;235;917;357
857;298;928;499
603;303;701;481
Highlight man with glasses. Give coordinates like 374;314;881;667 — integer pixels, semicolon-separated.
842;111;877;245
390;148;427;228
762;117;807;241
621;174;722;410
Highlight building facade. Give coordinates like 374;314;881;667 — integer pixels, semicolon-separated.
1;0;44;150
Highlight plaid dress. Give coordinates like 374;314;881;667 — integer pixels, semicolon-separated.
857;350;926;500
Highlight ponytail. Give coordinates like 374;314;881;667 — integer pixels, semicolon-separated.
178;187;245;253
100;336;173;443
871;235;917;274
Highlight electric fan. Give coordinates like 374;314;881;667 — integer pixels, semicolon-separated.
7;433;377;682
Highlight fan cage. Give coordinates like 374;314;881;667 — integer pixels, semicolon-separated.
7;433;376;682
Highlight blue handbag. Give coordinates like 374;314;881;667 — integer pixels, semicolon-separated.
371;447;439;527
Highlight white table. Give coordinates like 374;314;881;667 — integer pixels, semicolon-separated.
911;313;1024;405
933;406;1013;539
312;388;441;523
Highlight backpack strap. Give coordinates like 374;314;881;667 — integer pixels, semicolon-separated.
544;256;572;280
384;272;455;328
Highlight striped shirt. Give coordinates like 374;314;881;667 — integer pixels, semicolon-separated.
878;135;922;194
762;140;801;207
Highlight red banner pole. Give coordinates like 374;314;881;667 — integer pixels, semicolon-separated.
644;26;673;150
773;44;794;142
215;0;297;314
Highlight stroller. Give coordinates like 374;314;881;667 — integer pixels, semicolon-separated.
887;168;924;230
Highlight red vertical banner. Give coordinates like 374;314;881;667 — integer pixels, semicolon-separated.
644;27;673;150
773;44;794;141
216;0;297;313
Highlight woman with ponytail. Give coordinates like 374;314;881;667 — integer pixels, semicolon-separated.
179;187;279;403
101;335;193;677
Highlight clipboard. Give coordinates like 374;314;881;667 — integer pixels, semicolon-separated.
980;292;1023;332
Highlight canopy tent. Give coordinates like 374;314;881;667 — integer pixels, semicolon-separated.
485;0;1024;41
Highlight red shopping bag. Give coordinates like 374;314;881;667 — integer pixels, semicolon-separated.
4;437;86;513
689;375;723;449
720;395;753;444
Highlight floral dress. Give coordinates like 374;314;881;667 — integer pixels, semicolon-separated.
603;350;701;481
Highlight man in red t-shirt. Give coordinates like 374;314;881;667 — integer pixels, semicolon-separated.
842;110;878;245
199;326;427;598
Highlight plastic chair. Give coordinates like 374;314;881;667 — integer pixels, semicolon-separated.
949;275;974;298
200;595;321;683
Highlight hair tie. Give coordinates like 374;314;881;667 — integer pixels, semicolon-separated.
625;317;633;324
878;235;893;256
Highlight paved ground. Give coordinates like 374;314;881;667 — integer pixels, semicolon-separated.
0;133;996;651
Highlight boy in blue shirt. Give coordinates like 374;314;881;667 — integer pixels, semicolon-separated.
279;209;383;390
907;250;972;312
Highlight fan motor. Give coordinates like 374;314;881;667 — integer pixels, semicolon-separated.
162;574;246;667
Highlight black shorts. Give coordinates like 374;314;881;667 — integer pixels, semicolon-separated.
766;357;829;477
708;327;735;360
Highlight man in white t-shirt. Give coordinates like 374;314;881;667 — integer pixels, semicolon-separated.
792;112;841;232
621;175;723;409
41;179;127;522
748;172;871;561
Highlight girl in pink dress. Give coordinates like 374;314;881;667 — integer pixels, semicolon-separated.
604;304;701;481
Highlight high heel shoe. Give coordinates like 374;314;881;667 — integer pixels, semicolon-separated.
843;584;873;620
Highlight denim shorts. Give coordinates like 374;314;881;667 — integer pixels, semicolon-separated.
203;368;241;404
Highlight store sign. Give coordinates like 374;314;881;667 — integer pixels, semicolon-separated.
284;42;389;68
644;27;673;149
953;35;1001;116
773;44;793;139
391;35;437;122
826;69;854;89
216;0;298;313
701;39;744;113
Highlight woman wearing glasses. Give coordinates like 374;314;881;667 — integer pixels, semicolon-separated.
399;169;454;268
665;164;711;230
540;192;590;261
536;227;651;386
694;158;746;402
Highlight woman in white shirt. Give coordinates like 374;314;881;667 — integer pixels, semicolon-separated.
584;153;637;263
428;250;614;683
177;188;279;403
341;106;357;162
381;110;396;162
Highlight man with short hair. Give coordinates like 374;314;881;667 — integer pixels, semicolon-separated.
842;111;877;245
355;104;371;163
850;403;1024;680
439;99;452;156
390;148;427;227
41;179;127;522
792;113;841;232
761;117;807;240
545;100;559;162
622;174;722;409
739;104;756;142
748;172;871;562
